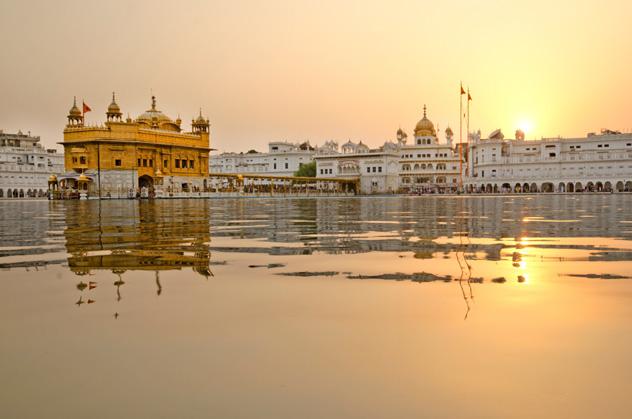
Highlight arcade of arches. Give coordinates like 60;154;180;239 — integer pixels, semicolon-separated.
467;180;632;194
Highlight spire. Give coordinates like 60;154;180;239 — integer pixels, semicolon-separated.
151;95;156;110
423;104;427;118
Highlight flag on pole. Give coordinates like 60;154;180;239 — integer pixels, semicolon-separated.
460;84;466;95
82;101;92;114
468;91;472;101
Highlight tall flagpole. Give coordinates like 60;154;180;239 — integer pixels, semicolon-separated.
459;83;464;191
467;88;470;144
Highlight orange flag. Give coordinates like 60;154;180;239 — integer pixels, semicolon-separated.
460;85;466;95
468;91;472;101
82;101;92;114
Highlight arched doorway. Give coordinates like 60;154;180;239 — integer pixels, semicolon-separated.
575;182;583;192
523;183;530;193
586;182;595;192
530;183;538;193
514;184;521;193
596;182;604;192
541;183;554;193
567;182;574;193
616;181;624;192
502;183;511;193
558;183;565;193
604;182;612;192
626;181;632;192
139;175;154;189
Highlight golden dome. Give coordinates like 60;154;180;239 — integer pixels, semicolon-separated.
414;105;436;137
78;173;89;182
107;92;121;113
136;96;179;131
48;174;58;182
68;97;82;117
445;126;453;136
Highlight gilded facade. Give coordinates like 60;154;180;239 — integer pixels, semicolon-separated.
59;94;210;198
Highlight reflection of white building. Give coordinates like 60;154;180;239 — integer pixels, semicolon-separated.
465;129;632;193
314;140;400;194
398;106;463;193
210;141;315;177
0;130;64;198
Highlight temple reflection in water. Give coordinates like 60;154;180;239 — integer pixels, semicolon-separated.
63;200;213;307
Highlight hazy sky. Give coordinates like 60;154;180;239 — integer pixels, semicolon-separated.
1;0;631;152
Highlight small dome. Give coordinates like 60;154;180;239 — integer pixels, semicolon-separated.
107;92;121;113
414;105;436;137
68;97;82;117
445;126;453;136
48;174;58;182
78;173;89;182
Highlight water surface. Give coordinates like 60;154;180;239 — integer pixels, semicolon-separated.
1;196;632;418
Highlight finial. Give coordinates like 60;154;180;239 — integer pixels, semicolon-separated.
73;96;77;106
151;95;156;110
423;104;427;118
112;91;116;102
199;107;202;117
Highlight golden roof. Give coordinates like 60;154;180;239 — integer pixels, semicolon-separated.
414;105;436;137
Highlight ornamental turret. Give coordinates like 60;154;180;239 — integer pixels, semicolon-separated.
191;108;210;134
396;127;408;145
106;92;123;122
445;126;454;147
67;97;83;127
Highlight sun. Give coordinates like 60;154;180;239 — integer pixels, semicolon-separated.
518;119;533;135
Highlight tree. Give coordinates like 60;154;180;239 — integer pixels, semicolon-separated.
294;161;316;177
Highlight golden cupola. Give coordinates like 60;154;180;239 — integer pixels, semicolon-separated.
414;105;436;137
191;108;210;134
106;92;123;122
67;96;83;127
135;95;180;132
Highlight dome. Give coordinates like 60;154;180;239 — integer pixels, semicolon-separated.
78;173;89;182
48;174;58;182
107;92;121;113
68;97;82;117
414;105;436;137
445;126;453;136
136;96;179;131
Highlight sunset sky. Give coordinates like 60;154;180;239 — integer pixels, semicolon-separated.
1;0;631;152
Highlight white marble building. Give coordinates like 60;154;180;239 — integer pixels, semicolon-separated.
0;130;64;198
314;140;400;194
397;106;463;193
465;128;632;193
313;106;464;194
210;141;315;177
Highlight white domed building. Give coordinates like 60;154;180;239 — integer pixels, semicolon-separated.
398;105;464;193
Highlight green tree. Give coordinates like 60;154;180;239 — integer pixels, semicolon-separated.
294;161;316;177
